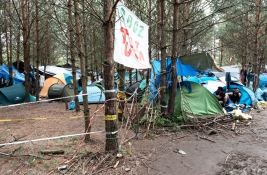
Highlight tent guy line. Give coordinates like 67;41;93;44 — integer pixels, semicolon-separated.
0;130;118;147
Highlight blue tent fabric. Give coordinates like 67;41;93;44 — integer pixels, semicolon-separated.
0;65;25;84
222;85;257;107
259;74;267;89
78;85;105;104
184;76;217;84
149;58;197;101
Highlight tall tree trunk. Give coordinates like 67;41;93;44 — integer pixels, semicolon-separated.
74;0;90;142
0;40;3;65
253;0;261;91
160;0;167;117
167;0;180;117
21;0;30;102
35;0;40;100
220;40;223;66
103;0;118;151
156;0;161;60
8;0;13;85
16;30;20;70
68;0;80;111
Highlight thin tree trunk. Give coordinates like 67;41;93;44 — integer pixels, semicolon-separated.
74;0;89;142
21;0;30;102
68;0;80;111
103;0;118;151
8;0;13;85
167;0;180;117
0;40;3;65
117;63;125;121
160;0;167;117
220;41;223;66
35;0;40;100
253;0;261;91
16;30;20;70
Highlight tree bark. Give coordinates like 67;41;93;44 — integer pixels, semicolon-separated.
167;0;180;117
74;0;90;142
21;0;30;102
160;0;167;117
117;63;125;121
68;0;80;111
35;0;40;101
103;0;118;151
252;0;261;91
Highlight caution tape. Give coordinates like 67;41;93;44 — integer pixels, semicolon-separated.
105;115;117;120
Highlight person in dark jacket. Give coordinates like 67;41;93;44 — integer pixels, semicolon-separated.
225;88;245;108
215;86;226;106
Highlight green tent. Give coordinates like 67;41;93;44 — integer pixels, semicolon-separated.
0;84;26;105
48;84;74;102
173;82;223;120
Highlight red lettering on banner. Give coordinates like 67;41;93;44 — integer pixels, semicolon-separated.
120;27;144;61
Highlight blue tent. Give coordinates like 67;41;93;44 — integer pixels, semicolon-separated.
78;85;105;104
184;76;217;84
0;84;26;105
0;65;25;84
222;85;257;107
259;74;267;89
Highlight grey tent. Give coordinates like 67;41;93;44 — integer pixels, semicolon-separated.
0;84;26;105
48;84;74;101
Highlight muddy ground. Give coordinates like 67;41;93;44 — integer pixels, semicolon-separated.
0;101;267;175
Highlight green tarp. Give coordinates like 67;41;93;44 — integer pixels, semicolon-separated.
180;52;222;72
173;82;223;119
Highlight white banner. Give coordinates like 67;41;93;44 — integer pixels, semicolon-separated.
114;2;151;69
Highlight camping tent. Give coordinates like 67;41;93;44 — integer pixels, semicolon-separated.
222;85;257;107
40;73;73;98
48;84;74;101
0;84;26;105
39;77;65;98
172;82;223;119
78;85;105;104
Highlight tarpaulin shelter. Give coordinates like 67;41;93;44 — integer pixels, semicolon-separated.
150;58;198;101
39;65;81;79
78;85;105;104
180;52;224;72
0;65;25;85
171;82;223;120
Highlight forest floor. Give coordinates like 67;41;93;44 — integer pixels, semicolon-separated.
0;101;267;175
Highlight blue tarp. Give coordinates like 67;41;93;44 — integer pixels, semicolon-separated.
149;58;198;101
0;65;25;84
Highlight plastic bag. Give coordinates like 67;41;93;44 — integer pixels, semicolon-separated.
68;101;76;110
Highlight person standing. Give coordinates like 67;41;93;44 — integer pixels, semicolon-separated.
240;65;247;85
